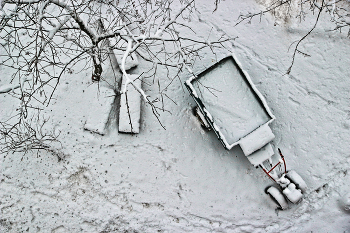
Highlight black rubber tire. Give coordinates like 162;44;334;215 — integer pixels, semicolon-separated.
192;106;211;130
266;186;289;210
286;170;307;193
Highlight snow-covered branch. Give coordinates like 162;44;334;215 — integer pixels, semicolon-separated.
0;0;231;153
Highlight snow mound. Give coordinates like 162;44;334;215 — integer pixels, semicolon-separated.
340;192;350;213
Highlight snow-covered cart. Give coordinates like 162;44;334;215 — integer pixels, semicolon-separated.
185;55;307;209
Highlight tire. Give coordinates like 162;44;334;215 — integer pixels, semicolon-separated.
193;106;211;130
286;170;307;193
266;186;289;210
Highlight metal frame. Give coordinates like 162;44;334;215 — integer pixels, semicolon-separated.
185;54;276;150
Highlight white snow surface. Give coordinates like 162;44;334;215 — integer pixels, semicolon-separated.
1;1;350;232
0;83;20;94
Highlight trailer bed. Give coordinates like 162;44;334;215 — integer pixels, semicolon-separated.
185;55;275;150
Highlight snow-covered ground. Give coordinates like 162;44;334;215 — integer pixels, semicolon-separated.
1;0;350;232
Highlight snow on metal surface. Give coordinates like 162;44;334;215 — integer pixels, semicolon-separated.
191;56;273;146
240;124;275;156
246;143;274;167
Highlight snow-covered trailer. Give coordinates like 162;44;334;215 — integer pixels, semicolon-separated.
185;55;307;209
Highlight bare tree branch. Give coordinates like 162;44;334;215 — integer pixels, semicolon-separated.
235;0;350;74
287;0;325;74
0;0;232;155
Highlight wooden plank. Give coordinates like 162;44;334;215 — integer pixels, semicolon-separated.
118;74;142;133
84;85;115;135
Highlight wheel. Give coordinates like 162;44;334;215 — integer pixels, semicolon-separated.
193;106;211;130
266;186;289;210
286;170;307;193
